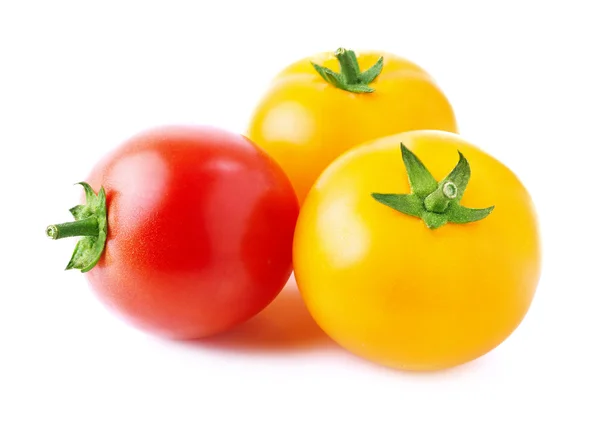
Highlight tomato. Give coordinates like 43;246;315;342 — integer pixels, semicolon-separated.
47;126;299;339
293;130;541;371
247;47;458;204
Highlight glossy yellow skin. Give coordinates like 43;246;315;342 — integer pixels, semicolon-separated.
293;131;541;371
247;51;458;204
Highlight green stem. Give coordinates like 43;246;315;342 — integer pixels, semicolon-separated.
424;181;457;213
335;48;360;84
46;217;99;240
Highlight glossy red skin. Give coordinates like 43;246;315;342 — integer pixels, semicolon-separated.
84;126;299;339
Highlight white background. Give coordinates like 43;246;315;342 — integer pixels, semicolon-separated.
1;1;599;420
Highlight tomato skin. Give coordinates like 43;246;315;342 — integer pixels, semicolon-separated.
293;130;541;370
248;51;457;204
84;126;299;339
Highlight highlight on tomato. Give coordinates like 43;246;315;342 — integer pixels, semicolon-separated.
247;47;458;204
293;130;541;371
46;125;299;340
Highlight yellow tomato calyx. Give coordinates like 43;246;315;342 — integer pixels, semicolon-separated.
371;143;495;229
311;47;384;94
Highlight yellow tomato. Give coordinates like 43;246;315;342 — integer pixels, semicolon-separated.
247;48;458;204
293;130;541;371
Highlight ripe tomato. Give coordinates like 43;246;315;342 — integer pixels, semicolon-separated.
247;48;457;204
47;126;299;339
293;130;541;371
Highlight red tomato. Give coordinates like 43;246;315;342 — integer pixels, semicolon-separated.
51;126;299;339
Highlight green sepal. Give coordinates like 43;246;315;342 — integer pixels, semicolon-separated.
359;56;384;84
311;62;347;90
66;184;107;272
342;83;375;94
371;193;423;218
438;151;470;201
372;143;495;230
446;202;495;224
422;212;448;230
400;143;438;197
341;84;375;94
69;205;86;219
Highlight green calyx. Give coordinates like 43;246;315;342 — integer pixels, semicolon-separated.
46;182;108;272
311;47;384;93
372;144;495;230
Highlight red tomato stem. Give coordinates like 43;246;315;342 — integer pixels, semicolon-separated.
46;216;99;240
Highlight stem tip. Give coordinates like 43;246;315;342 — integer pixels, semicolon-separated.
46;225;58;239
443;182;458;199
